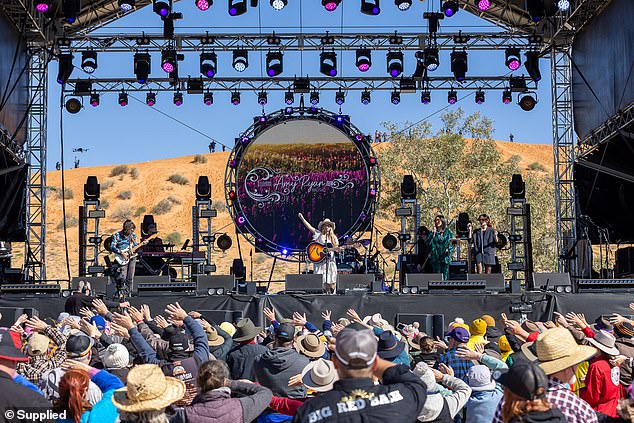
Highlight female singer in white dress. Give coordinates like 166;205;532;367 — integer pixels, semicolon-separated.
298;213;338;293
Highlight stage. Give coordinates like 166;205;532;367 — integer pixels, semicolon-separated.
0;292;629;328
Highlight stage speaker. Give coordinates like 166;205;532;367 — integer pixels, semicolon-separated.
71;277;109;295
404;273;444;292
196;275;235;295
237;281;257;295
198;309;244;325
616;247;634;278
230;259;246;282
533;273;572;292
284;274;324;294
337;274;374;294
576;279;634;293
509;279;522;293
467;273;506;293
396;313;445;340
448;261;468;279
0;307;39;327
427;280;486;293
132;276;170;296
0;268;22;284
0;284;61;296
370;279;384;293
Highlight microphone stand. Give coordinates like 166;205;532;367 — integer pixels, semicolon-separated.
250;249;253;283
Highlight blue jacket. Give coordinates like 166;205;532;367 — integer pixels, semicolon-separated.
465;390;503;423
13;373;44;394
58;370;124;423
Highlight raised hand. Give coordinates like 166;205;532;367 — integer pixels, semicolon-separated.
165;302;188;321
263;307;276;322
431;368;445;382
25;316;48;333
553;312;569;328
63;358;92;373
331;323;345;336
141;304;152;321
321;310;332;321
565;312;588;329
188;310;202;319
433;336;448;351
92;299;109;316
288;373;303;387
110;322;130;339
455;346;482;361
154;315;169;329
14;313;28;327
346;309;362;324
80;319;101;338
438;363;454;377
62;317;80;330
544;320;556;329
113;312;135;330
293;312;307;327
79;307;95;319
127;306;144;324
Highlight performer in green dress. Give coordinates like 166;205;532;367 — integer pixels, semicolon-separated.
426;214;454;279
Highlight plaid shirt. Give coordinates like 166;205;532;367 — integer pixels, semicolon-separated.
15;326;67;384
492;376;598;423
437;347;474;383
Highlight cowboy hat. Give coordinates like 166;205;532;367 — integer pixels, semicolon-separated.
301;358;339;392
407;335;421;351
317;219;336;232
587;330;620;356
377;331;405;360
294;333;326;359
206;327;225;347
535;327;598;375
362;313;388;328
112;364;185;412
232;318;262;342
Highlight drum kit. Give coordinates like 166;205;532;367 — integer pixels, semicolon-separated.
335;238;380;275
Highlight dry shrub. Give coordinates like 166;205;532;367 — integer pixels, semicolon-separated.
168;174;189;185
110;165;129;177
152;199;172;215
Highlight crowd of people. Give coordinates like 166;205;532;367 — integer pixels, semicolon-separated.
3;296;634;423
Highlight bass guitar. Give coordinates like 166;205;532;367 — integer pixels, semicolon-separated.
113;233;160;265
306;241;359;264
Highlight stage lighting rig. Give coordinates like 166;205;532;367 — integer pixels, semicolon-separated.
74;80;92;96
267;33;282;44
509;174;525;199
400;77;416;93
519;92;537;111
557;0;570;10
63;0;81;23
204;91;214;105
450;50;468;81
447;89;457;104
310;91;319;105
361;90;371;105
266;51;283;76
389;32;404;44
119;0;136;11
65;98;82;114
293;77;310;93
356;49;372;72
505;48;521;71
57;54;74;84
527;33;543;44
475;89;485;104
509;76;527;92
322;0;341;10
502;88;512;104
173;92;183;106
391;90;401;105
319;51;337;77
270;0;287;10
475;0;490;10
161;49;177;73
118;92;128;106
394;0;411;10
35;0;51;13
81;51;98;74
258;91;267;106
525;51;541;82
146;92;156;106
387;51;404;77
232;50;248;72
153;0;172;17
361;0;380;15
335;90;345;105
231;91;241;105
90;93;99;107
442;0;458;17
195;0;212;10
200;52;218;77
321;32;336;44
285;90;294;105
229;0;247;15
421;90;431;104
453;31;469;44
424;47;439;71
423;12;443;33
134;52;151;84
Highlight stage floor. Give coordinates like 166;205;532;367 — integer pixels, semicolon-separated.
0;292;628;327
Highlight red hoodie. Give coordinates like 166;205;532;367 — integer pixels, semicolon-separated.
580;355;625;417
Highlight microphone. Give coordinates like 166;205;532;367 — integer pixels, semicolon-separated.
181;239;190;250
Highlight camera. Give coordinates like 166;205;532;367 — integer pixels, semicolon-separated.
510;304;533;314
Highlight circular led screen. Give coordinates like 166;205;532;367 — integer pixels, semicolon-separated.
234;117;370;253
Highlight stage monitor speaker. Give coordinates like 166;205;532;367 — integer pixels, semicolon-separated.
71;277;109;295
467;273;506;293
196;275;235;295
237;281;257;295
616;247;634;278
133;276;176;296
448;261;468;279
427;280;486;293
0;307;39;327
396;313;445;340
284;274;324;294
404;273;444;292
533;273;572;292
0;283;61;296
576;279;634;293
198;309;244;325
0;268;22;284
337;274;375;294
509;279;522;293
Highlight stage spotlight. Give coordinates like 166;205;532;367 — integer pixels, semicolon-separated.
319;51;337;77
450;50;468;81
502;88;512;104
118;92;128;106
335;90;345;105
356;49;372;72
57;53;74;84
386;51;403;77
195;0;211;10
424;47;439;71
421;90;431;104
505;48;521;71
285;90;294;105
161;50;177;73
65;98;82;114
382;233;398;251
63;0;81;23
284;106;293;114
89;93;99;107
270;0;287;10
361;0;380;14
200;52;217;78
153;0;171;16
216;234;232;251
558;0;570;10
231;91;241;105
35;0;51;13
173;92;183;106
257;91;268;106
447;90;457;104
81;51;98;74
119;0;135;11
509;174;525;199
395;0;411;10
146;92;156;106
475;0;490;10
442;0;458;16
204;91;213;106
266;51;283;76
322;0;340;10
134;52;151;84
228;0;247;15
361;90;371;105
232;50;248;72
519;92;537;111
391;90;400;105
475;90;485;104
335;114;345;124
524;51;541;82
310;91;319;105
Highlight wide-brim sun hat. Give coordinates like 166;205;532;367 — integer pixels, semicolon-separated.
207;327;225;347
232;318;262;342
535;327;598;375
294;333;326;359
112;364;186;412
587;330;621;356
318;219;336;232
301;358;339;392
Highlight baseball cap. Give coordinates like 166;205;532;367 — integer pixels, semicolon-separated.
445;327;470;343
495;361;548;400
168;332;189;352
66;333;94;358
275;322;295;343
90;315;107;332
335;323;377;369
0;329;28;362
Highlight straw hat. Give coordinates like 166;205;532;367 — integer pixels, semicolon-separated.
535;328;598;375
407;335;421;351
301;358;339;392
587;330;620;356
112;364;185;412
294;333;326;359
362;313;388;328
318;219;336;232
206;327;225;347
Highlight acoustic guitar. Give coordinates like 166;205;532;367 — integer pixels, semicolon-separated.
112;233;160;265
306;241;359;264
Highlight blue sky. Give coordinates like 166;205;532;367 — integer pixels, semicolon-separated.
46;0;553;169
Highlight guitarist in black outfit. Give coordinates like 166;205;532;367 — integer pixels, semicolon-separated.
110;219;139;299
